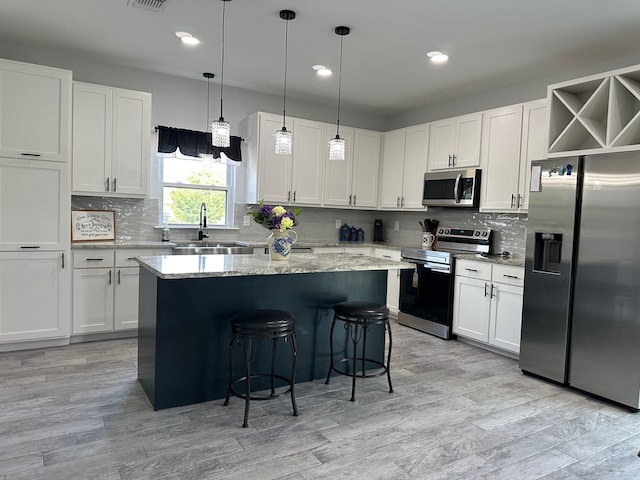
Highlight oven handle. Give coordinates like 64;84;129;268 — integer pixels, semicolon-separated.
405;262;450;274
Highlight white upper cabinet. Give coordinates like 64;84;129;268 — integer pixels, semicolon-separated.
518;99;548;211
0;59;71;162
323;128;380;208
72;82;151;197
379;124;429;210
428;112;482;171
0;158;69;251
246;112;324;205
479;105;524;212
480;100;547;213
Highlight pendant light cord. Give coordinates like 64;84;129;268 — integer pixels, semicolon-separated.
282;17;289;128
206;76;210;127
219;0;226;121
336;33;344;138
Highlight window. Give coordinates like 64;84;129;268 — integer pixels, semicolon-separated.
160;152;235;227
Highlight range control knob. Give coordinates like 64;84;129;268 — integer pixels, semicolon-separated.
445;229;450;234
474;231;480;236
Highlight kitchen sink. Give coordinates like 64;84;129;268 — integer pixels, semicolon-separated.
172;242;253;255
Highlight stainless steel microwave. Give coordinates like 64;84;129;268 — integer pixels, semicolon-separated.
422;168;481;207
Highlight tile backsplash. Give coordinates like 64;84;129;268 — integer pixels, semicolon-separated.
71;196;527;256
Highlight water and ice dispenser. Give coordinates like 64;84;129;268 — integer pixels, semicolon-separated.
533;232;563;273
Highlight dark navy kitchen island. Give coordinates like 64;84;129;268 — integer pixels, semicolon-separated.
135;253;413;410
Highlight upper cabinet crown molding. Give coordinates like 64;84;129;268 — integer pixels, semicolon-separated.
0;58;72;162
72;81;151;197
427;112;482;171
547;63;640;156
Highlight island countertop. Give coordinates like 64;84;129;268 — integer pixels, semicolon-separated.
136;252;415;280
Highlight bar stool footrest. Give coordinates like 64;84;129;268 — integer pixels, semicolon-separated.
228;373;293;401
329;357;388;379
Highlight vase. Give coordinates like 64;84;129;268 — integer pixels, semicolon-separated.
267;229;297;261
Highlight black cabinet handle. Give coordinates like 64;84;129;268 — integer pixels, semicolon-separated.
20;245;41;249
20;153;41;157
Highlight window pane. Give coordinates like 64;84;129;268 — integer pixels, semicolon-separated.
163;157;228;187
163;187;227;225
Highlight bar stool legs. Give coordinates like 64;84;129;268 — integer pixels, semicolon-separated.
224;310;297;428
325;301;393;402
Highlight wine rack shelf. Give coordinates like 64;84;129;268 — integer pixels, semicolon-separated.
547;64;640;156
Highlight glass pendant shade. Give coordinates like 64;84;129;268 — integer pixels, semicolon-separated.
211;118;230;147
274;127;292;155
328;135;346;161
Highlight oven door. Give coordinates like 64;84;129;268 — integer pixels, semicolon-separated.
398;260;455;339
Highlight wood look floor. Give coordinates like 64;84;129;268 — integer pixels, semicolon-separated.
1;321;640;479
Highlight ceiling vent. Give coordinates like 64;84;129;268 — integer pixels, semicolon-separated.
127;0;168;12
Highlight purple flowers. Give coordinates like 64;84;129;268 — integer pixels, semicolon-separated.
251;202;301;232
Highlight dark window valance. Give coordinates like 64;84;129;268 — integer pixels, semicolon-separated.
156;126;242;162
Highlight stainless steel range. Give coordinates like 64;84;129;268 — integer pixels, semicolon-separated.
399;227;492;339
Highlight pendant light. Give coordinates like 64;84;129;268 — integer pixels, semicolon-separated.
328;26;350;161
211;0;231;147
274;9;296;155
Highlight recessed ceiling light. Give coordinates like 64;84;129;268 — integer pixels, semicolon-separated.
427;51;448;63
176;31;200;45
312;65;332;76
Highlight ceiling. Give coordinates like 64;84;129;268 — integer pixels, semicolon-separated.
2;0;640;117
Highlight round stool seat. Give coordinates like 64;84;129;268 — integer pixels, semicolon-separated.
230;309;295;336
334;301;389;323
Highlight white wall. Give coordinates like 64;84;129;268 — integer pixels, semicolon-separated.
0;41;387;133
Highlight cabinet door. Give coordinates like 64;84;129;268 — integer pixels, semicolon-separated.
323;127;354;207
428;119;455;171
111;88;151;196
453;275;490;342
480;105;523;211
379;129;406;208
0;159;69;250
454;112;482;168
375;248;401;313
72;267;114;334
72;82;112;194
0;252;69;343
402;124;430;209
0;59;71;162
351;129;380;208
489;283;523;354
291;119;325;205
518;100;547;211
114;267;139;330
258;114;292;204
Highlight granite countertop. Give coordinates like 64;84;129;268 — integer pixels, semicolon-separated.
455;253;525;268
72;241;176;249
136;252;415;280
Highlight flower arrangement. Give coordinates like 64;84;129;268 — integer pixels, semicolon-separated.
250;202;301;232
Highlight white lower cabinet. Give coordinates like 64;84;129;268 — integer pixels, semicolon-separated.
453;259;524;354
0;252;70;344
374;248;401;314
72;249;168;335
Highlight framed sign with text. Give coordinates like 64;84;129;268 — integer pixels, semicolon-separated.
71;210;115;242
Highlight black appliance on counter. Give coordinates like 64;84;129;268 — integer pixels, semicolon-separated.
373;219;384;242
399;227;492;339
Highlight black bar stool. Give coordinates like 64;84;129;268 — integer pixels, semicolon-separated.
224;309;298;428
325;300;393;401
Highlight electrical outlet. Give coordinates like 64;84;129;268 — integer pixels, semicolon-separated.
243;215;251;226
394;221;400;231
336;219;341;229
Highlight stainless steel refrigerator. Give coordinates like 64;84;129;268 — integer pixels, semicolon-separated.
520;152;640;409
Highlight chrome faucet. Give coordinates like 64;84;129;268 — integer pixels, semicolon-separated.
198;202;208;240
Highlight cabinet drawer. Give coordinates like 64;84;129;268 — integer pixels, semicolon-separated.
492;264;525;287
115;249;170;267
375;248;401;261
73;250;115;268
456;259;491;280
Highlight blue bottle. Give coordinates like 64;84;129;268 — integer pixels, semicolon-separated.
340;223;351;242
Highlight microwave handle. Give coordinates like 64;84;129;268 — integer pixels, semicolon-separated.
453;173;462;203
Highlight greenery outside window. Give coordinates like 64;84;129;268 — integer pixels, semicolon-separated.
160;152;235;227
